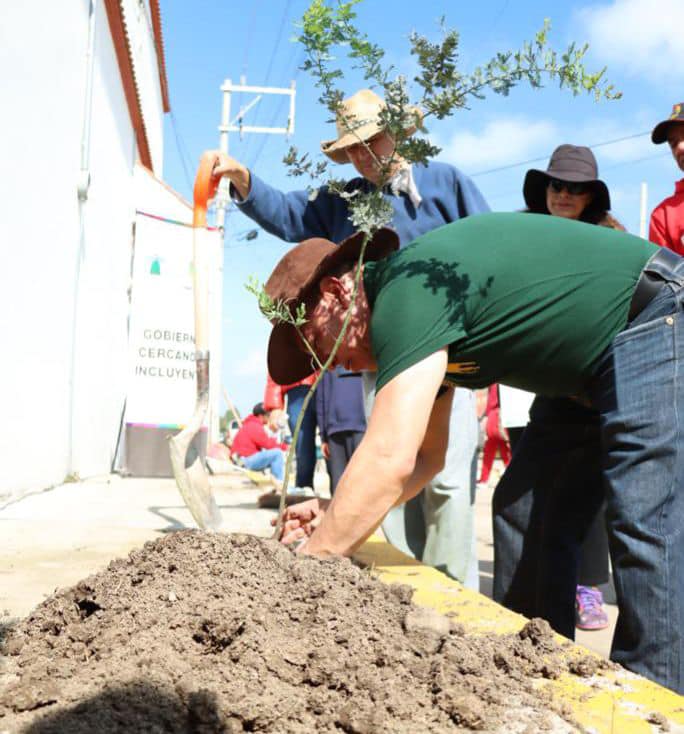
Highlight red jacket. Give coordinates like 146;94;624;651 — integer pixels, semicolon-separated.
650;179;684;254
263;372;317;411
484;384;505;441
231;414;286;458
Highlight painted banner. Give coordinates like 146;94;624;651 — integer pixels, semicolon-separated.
124;212;220;428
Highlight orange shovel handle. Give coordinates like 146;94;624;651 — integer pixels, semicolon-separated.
192;155;221;228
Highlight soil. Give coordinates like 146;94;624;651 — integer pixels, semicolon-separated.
0;531;608;733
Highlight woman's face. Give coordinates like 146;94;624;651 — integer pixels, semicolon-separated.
545;178;594;220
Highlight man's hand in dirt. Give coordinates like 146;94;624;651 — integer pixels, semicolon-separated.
200;150;251;200
272;498;331;547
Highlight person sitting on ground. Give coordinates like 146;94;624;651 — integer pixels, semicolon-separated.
230;403;287;487
649;102;684;253
263;213;684;694
494;145;625;637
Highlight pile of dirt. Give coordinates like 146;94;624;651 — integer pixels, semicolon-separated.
0;531;607;733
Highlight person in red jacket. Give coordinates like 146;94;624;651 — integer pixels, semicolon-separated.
478;384;511;485
649;103;684;253
231;403;287;484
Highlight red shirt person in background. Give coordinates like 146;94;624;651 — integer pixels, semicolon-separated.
231;403;287;485
478;384;511;485
649;103;684;254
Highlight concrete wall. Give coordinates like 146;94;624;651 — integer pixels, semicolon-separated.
0;0;166;503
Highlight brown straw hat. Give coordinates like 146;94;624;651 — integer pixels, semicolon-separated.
652;102;684;144
265;227;400;385
320;89;422;164
523;144;611;213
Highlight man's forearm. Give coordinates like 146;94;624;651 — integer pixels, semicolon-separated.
302;445;406;557
393;451;443;508
301;351;451;559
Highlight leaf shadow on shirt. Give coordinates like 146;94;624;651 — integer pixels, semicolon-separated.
381;257;494;327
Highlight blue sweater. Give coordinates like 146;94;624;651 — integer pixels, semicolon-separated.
235;160;490;246
315;368;367;441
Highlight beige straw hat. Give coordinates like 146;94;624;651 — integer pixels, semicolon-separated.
320;89;422;164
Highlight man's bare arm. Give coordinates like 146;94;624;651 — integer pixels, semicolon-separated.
300;348;450;557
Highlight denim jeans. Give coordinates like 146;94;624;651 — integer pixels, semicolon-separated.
363;374;479;589
495;268;684;693
587;280;684;693
286;385;317;488
243;448;284;481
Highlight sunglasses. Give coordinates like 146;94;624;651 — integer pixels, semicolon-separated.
548;178;590;195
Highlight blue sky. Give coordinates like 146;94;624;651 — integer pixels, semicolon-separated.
160;0;683;416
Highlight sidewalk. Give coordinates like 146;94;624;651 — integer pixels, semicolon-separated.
0;467;616;660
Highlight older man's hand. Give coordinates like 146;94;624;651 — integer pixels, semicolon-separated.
200;150;251;200
271;497;331;547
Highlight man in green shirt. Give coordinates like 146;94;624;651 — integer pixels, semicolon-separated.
264;211;684;694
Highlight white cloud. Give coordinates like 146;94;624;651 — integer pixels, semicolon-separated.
563;118;653;164
577;0;684;82
436;118;559;172
229;346;267;378
435;114;658;177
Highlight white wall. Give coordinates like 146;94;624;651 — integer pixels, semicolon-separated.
0;0;167;502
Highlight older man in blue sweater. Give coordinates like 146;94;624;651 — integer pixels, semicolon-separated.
205;89;489;587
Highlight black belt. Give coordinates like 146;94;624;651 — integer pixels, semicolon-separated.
628;247;683;320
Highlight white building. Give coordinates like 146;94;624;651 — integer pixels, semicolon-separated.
0;0;191;503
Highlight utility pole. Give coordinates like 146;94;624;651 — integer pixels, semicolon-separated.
208;78;296;443
214;77;296;229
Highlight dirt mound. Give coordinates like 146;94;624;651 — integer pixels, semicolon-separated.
0;531;601;733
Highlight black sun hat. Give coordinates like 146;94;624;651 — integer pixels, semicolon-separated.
523;144;611;213
265;227;400;386
652;102;684;144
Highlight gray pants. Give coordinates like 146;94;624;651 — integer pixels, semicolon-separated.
362;373;479;589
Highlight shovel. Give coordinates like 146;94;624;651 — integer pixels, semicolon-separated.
169;156;222;531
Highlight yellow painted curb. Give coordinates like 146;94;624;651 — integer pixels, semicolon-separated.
355;537;684;733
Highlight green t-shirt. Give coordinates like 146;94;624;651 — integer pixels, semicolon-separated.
363;212;657;396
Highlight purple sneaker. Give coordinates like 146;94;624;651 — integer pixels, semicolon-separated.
575;585;609;631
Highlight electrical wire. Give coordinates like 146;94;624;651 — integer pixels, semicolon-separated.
241;0;294;165
483;151;670;204
247;46;305;171
469;131;651;177
169;110;194;192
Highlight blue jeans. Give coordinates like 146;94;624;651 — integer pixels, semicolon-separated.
286;385;317;488
242;448;284;481
496;267;684;693
587;280;684;693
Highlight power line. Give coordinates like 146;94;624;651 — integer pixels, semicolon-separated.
469;131;651;177
489;0;510;33
244;0;294;164
247;47;305;171
484;151;670;203
169;110;193;192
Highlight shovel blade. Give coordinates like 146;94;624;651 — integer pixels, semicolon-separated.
169;396;222;532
